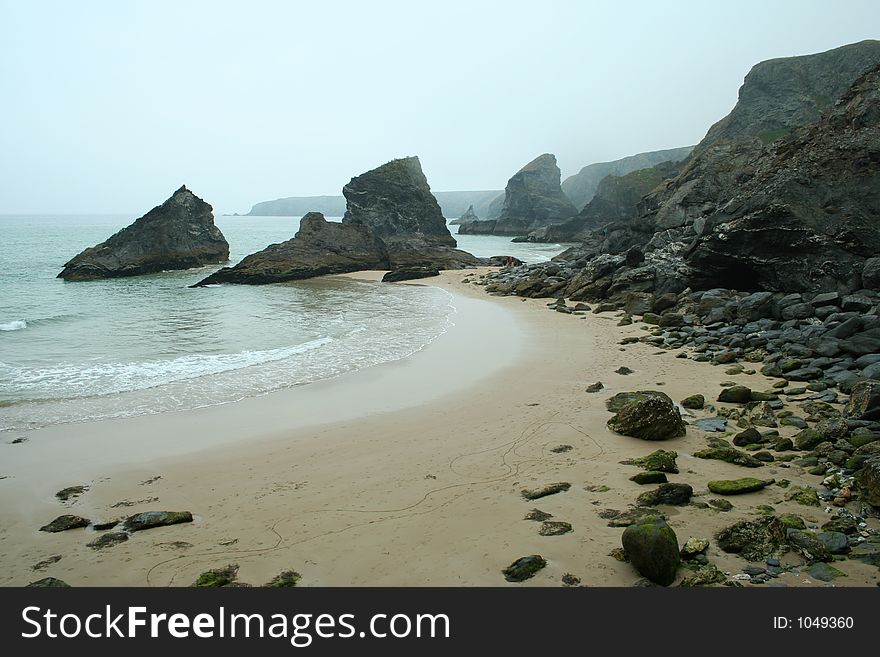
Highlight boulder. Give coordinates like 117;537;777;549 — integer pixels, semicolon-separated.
607;392;687;440
636;483;693;506
622;449;679;473
717;385;753;404
123;511;193;532
39;515;90;533
856;457;880;507
502;555;547;582
845;380;880;421
715;516;786;561
59;186;229;281
381;266;440;283
863;257;880;289
707;478;773;495
621;517;681;586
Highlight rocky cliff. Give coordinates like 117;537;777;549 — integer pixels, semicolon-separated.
458;153;577;236
193;213;389;285
540;160;684;244
449;204;479;226
561;146;694;210
483;41;880;304
59;186;229;281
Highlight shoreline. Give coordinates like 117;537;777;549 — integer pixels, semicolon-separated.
1;269;877;587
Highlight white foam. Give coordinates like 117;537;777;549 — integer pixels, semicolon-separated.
0;320;27;331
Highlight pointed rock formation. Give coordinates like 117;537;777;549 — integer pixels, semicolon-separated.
59;186;229;281
193;213;389;285
449;204;479;226
458;153;577;236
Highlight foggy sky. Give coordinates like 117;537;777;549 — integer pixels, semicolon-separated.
1;0;878;214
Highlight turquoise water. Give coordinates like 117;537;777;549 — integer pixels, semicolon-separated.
0;214;566;431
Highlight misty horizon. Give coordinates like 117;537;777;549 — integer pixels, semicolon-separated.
1;0;879;214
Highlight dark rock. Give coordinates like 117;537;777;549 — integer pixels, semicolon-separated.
845;380;880;421
538;521;573;536
87;532;129;550
856;457;880;507
806;562;845;582
716;516;786;561
815;531;849;554
264;570;302;588
717;385;752;404
786;529;832;562
585;381;604;393
708;498;734;511
26;577;71;588
524;509;553;522
636;483;693;506
785;486;821;507
381;266;440;282
694;418;728;432
615;366;634;375
521;482;570;500
39;515;90;533
502;555;547;582
607;392;687;440
59;186;229;281
733;428;764;447
794;428;825;451
194;564;239;588
55;485;88;502
622;517;681;586
863;256;880;289
92;519;120;531
123;511;193;532
680;394;705;410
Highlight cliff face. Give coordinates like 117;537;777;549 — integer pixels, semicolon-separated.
561;146;694;210
688;63;880;292
59;186;229;281
193;213;389;285
459;153;577;236
542;160;684;244
700;39;880;148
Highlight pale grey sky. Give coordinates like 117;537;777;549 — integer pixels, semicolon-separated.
1;0;878;214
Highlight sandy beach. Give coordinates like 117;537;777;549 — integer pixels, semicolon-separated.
1;269;877;587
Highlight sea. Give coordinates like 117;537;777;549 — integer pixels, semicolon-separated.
0;214;568;432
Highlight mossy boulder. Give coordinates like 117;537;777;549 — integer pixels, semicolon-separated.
695;439;764;468
708;498;734;511
680;537;710;559
629;471;668;485
39;515;91;533
680;394;705;410
502;555;546;582
600;506;666;527
264;570;301;588
715;516;786;561
732;427;763;447
855;457;880;507
844;379;880;421
821;515;858;535
717;385;752;404
707;478;773;495
636;483;693;506
622;449;679;473
678;564;728;587
785;486;821;507
778;513;806;530
26;577;71;588
606;390;669;413
124;510;193;532
806;562;846;582
194;564;239;587
607;392;686;441
622;517;680;586
786;529;832;562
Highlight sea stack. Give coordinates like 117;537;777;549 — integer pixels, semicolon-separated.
459;153;577;236
58;186;229;281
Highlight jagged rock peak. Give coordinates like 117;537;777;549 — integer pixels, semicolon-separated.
342;156;456;247
58;186;229;281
